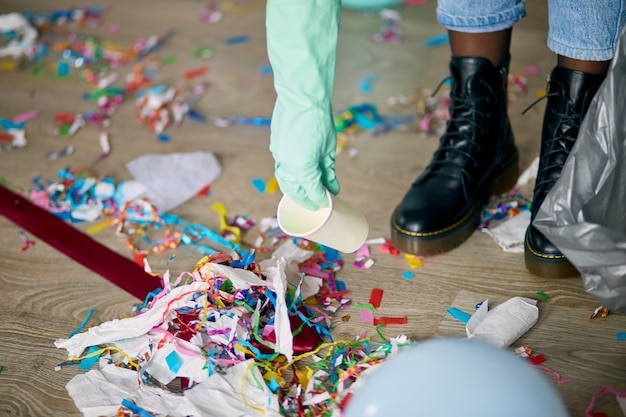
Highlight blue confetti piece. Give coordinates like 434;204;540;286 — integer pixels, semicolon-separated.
57;61;70;77
68;308;97;338
0;119;26;130
251;177;266;193
359;74;377;94
136;288;162;311
52;210;73;221
166;351;182;373
225;35;250;45
230;249;256;268
259;65;273;75
158;134;171;142
121;399;154;417
402;271;414;280
447;307;472;324
616;332;626;341
78;346;101;370
336;280;346;291
188;110;207;122
324;247;340;260
147;84;167;95
423;32;449;48
230;117;272;126
268;377;280;393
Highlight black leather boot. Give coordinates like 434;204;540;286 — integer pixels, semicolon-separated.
524;67;605;278
391;56;519;255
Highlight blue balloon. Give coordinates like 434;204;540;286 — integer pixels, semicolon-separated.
344;338;569;417
341;0;404;9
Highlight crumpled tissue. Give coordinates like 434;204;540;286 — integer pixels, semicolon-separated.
125;151;221;213
66;359;281;417
466;297;539;348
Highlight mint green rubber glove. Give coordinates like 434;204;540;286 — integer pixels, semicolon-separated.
266;0;341;211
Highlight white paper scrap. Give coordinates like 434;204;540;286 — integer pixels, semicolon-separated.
126;151;221;213
181;359;282;417
482;210;531;253
201;262;270;289
65;364;136;412
517;156;539;186
0;13;38;58
264;258;294;361
466;297;539;348
55;281;209;357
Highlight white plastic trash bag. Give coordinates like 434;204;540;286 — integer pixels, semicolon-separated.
534;27;626;314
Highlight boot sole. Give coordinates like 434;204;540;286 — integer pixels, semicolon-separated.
391;151;519;256
524;233;579;278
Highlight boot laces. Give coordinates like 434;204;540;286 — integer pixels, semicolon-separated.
427;78;495;199
534;107;583;196
522;91;585;198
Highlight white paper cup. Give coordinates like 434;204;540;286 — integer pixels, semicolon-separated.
277;191;369;253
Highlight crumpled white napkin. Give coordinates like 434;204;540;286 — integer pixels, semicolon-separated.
466;297;539;348
66;359;281;417
124;151;221;213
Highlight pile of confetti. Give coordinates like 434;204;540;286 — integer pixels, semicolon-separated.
54;240;410;416
478;192;532;230
29;168;119;222
334;103;414;155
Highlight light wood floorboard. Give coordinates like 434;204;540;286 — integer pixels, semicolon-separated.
0;1;624;416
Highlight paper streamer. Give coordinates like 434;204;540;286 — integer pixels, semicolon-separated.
0;185;161;300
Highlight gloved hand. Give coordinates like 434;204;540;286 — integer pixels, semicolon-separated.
266;0;341;211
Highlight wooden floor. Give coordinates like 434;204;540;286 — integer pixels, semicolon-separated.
1;1;625;416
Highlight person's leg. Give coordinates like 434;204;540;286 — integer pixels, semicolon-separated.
449;30;512;67
391;1;526;255
524;0;626;277
557;57;610;75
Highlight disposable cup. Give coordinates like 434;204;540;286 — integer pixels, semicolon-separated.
277;191;369;253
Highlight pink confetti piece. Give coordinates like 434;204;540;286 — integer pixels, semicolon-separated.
419;113;432;132
360;308;374;325
261;324;274;337
108;23;119;34
13;110;38;124
533;364;572;384
299;266;333;279
355;244;370;259
525;65;541;76
354;258;374;269
584;386;626;417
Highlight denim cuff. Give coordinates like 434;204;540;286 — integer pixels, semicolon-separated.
437;0;526;33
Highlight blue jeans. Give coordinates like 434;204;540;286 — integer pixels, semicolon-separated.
437;0;626;61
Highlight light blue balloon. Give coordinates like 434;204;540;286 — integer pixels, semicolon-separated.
341;0;404;9
344;338;570;417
